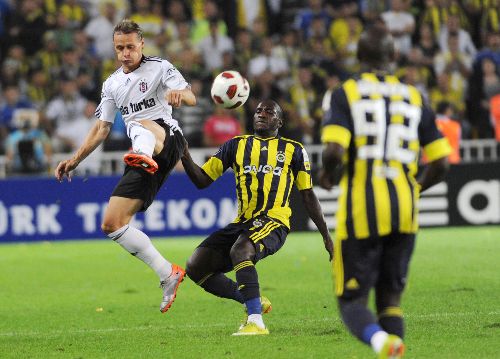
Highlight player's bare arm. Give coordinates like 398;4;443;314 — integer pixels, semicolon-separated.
180;142;213;189
166;88;196;108
319;142;345;190
55;120;112;182
299;188;334;261
417;157;450;192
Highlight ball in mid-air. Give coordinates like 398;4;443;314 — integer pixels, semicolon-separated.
210;70;250;109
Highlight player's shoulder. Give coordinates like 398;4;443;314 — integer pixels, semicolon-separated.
143;56;179;75
279;136;305;149
342;74;362;86
219;135;248;148
142;55;174;69
143;55;164;63
103;67;123;86
234;134;251;140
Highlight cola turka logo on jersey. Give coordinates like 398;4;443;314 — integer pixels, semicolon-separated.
243;164;283;176
139;79;148;93
119;97;157;115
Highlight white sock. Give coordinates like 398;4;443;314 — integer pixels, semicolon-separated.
109;224;172;280
370;330;389;353
128;121;155;157
247;314;265;328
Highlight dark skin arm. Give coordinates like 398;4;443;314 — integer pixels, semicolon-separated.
299;188;334;261
180;141;214;189
417;156;449;192
319;142;345;190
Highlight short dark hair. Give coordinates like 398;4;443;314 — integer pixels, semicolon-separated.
357;23;395;69
113;19;143;40
257;100;284;120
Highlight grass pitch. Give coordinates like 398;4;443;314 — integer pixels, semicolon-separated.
1;227;499;358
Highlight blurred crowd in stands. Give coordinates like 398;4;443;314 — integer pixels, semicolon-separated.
0;0;499;175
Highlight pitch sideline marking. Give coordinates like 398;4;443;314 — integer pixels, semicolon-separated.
0;311;498;338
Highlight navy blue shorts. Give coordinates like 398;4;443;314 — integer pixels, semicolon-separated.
198;216;289;273
333;232;416;299
111;121;185;211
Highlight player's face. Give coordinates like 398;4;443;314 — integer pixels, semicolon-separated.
253;102;283;136
113;32;144;73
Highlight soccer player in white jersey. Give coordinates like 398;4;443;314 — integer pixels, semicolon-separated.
55;19;196;313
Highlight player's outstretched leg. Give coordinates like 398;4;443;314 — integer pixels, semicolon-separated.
101;196;185;312
104;209;185;314
110;224;185;313
159;263;186;313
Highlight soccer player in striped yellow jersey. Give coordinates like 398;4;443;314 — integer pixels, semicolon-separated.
320;25;450;358
181;100;333;336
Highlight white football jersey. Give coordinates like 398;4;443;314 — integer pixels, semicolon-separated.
95;56;189;131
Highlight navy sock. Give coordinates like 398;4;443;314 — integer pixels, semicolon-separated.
362;323;384;345
339;298;379;344
245;297;262;315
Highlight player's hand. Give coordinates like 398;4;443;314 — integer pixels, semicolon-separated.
318;169;335;190
323;233;334;261
166;89;183;108
55;158;78;182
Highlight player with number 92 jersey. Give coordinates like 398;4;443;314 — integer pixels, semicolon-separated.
322;73;451;241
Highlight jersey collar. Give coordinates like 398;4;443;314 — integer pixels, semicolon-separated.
253;134;279;141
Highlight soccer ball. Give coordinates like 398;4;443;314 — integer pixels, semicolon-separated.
210;70;250;109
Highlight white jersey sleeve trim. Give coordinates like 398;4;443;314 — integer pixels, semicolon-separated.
95;78;118;123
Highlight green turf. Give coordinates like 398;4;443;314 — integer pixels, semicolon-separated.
1;227;499;358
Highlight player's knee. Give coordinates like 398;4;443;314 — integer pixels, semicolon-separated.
229;242;253;263
185;255;203;282
101;220;125;236
186;255;209;284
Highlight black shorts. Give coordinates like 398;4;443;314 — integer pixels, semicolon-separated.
198;216;289;273
111;120;185;211
333;232;416;300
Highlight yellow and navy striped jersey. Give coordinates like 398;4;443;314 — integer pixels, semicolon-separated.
202;135;313;228
322;73;451;240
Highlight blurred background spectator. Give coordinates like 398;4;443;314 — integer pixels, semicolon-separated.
435;100;462;164
4;109;51;175
174;78;213;148
0;0;499;177
203;106;242;147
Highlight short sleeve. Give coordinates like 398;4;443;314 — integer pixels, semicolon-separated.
95;80;117;123
321;86;352;148
419;105;452;161
292;145;313;191
201;138;237;181
162;60;189;90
